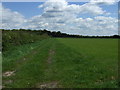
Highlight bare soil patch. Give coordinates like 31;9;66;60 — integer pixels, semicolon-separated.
36;81;58;88
3;71;15;77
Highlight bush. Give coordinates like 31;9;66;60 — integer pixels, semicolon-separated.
2;30;50;51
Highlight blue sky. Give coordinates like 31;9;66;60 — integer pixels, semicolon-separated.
2;2;118;18
1;0;119;36
2;2;44;18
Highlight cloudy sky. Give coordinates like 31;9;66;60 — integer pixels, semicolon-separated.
1;0;119;36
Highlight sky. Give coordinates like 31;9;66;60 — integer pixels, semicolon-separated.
1;0;119;36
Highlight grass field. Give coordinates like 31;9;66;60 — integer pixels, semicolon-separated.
3;38;118;88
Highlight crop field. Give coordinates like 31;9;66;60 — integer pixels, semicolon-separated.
2;38;118;88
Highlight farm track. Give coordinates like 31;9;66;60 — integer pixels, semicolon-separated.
36;45;59;88
3;39;53;88
3;39;61;88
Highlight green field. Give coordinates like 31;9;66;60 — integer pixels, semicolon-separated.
3;38;118;88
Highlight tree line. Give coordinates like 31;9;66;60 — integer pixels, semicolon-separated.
1;29;120;38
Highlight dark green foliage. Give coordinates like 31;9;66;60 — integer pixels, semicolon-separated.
2;30;49;51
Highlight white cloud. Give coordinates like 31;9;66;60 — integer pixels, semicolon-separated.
1;6;26;29
25;0;117;36
39;0;106;16
65;16;118;36
119;10;120;14
25;14;118;36
78;3;106;15
39;0;68;11
90;0;117;5
1;0;118;36
0;3;2;28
